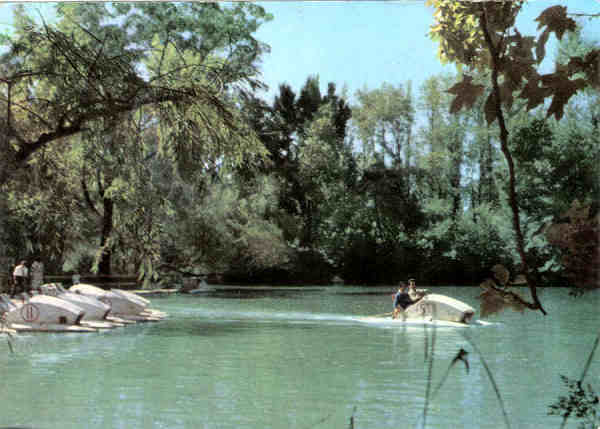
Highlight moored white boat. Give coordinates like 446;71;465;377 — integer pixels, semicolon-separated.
39;284;121;329
0;294;98;333
69;283;166;322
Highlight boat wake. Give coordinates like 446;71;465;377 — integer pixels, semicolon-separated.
181;308;499;328
185;308;363;325
472;319;498;326
353;316;499;328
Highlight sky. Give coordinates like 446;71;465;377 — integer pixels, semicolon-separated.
0;0;598;104
253;0;600;101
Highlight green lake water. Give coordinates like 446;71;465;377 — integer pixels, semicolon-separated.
1;286;598;429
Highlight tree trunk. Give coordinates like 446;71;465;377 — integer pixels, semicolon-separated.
98;197;114;276
479;4;546;315
449;129;463;220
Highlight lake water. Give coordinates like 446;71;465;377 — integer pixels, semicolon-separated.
1;286;598;429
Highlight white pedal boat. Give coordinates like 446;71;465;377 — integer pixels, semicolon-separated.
0;294;97;333
404;294;475;324
39;284;123;329
359;293;476;327
69;284;166;322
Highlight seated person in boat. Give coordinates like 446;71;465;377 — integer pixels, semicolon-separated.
392;278;426;319
407;278;428;300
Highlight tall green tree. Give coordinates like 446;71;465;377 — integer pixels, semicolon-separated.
353;83;415;174
243;76;352;250
417;75;469;220
428;0;600;313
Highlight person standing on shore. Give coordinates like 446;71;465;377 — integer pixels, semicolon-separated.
12;260;29;297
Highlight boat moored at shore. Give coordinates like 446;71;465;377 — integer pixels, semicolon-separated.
0;282;168;333
0;294;97;332
69;283;166;322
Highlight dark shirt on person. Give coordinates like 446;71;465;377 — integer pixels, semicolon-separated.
394;291;415;310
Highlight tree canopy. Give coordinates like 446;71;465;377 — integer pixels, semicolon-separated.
0;2;597;300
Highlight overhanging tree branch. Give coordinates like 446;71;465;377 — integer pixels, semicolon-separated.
479;3;546;315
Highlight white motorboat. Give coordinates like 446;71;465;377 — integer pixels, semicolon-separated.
69;283;166;321
359;293;476;326
0;294;97;333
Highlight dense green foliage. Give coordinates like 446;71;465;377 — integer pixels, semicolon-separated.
0;3;597;292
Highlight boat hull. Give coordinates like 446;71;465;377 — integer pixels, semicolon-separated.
356;316;470;328
10;323;97;333
40;284;111;321
4;295;85;326
404;293;475;324
70;284;146;315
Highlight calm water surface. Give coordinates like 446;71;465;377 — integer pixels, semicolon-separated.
1;286;598;429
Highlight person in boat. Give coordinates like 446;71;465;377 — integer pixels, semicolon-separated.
407;278;427;301
12;260;29;297
392;278;426;319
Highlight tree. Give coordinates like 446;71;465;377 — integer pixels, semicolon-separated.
0;3;272;186
1;3;273;275
417;75;468;220
243;76;352;250
353;83;415;174
428;0;600;314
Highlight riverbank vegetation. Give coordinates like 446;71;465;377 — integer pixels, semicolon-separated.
0;3;597;296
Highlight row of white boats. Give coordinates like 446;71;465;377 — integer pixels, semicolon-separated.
0;283;166;334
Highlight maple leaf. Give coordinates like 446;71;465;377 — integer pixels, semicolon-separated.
447;75;485;114
506;34;538;80
535;5;577;40
519;77;552;111
514;31;536;59
483;79;515;125
578;50;600;89
479;287;506;318
498;57;521;89
479;282;527;318
499;81;515;108
541;72;587;120
492;264;510;285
